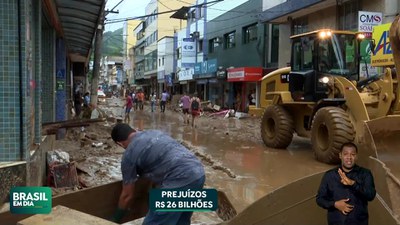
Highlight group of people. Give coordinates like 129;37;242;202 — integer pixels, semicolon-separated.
123;89;155;123
123;89;171;122
73;90;102;119
123;89;202;127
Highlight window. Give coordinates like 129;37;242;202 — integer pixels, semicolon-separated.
162;57;164;66
209;38;220;53
153;9;157;20
198;7;204;18
270;24;279;66
224;31;235;49
292;16;308;35
137;30;145;40
338;0;359;30
189;10;196;24
198;39;203;52
243;24;257;44
159;58;161;67
177;47;182;59
145;51;157;71
291;37;314;71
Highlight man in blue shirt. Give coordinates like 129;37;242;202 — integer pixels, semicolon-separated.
316;142;376;225
160;90;169;113
110;123;205;225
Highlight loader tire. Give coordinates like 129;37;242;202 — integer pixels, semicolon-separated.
261;105;294;149
311;107;355;164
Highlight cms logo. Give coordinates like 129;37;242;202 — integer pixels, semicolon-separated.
360;14;382;23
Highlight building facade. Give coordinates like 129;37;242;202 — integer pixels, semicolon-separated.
124;20;141;86
203;0;274;111
172;0;208;98
0;0;103;202
140;0;196;97
260;0;400;68
157;36;175;95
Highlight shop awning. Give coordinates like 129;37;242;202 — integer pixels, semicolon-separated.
48;0;105;63
227;67;263;82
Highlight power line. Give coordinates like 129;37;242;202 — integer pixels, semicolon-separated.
105;0;224;24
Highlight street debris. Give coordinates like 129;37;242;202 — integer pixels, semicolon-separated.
46;150;79;188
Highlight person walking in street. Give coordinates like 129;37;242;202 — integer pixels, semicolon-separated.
160;90;169;113
131;91;137;111
133;91;139;111
136;90;145;111
190;93;201;127
180;92;191;124
110;123;205;225
235;92;242;112
124;93;133;123
83;92;90;108
316;142;376;225
150;92;157;112
74;90;83;118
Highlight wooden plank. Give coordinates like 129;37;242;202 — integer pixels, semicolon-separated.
42;118;105;135
17;205;117;225
42;118;105;126
0;180;152;225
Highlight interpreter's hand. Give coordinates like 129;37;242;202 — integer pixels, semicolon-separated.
338;168;355;186
334;198;354;215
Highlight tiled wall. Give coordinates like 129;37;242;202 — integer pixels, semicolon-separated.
33;0;42;144
0;0;28;161
41;29;56;123
0;0;46;161
55;39;67;121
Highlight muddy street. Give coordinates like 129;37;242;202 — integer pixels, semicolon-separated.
48;98;333;224
102;98;332;213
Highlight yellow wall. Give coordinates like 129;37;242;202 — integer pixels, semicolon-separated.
156;0;196;40
126;20;141;56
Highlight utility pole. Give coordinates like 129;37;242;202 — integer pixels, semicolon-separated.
90;1;123;107
90;4;105;107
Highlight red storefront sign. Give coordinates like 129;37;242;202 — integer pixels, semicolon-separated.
227;67;263;82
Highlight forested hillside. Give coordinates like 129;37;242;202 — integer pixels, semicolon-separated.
102;28;123;56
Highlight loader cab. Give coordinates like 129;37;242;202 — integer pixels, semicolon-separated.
289;30;359;101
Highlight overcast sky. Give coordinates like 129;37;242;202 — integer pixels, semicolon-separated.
104;0;248;32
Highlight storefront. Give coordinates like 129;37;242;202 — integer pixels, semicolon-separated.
177;68;195;94
193;59;225;103
227;67;264;112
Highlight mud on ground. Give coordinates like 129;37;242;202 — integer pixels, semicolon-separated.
50;98;262;224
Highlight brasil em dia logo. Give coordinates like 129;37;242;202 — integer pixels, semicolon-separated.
10;187;52;214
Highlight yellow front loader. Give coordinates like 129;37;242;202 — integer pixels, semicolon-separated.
238;16;400;224
258;27;400;165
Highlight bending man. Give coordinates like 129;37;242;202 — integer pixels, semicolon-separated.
110;123;205;225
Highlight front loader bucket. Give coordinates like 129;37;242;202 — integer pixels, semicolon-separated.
219;116;400;225
360;116;400;220
219;171;399;225
362;116;400;179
